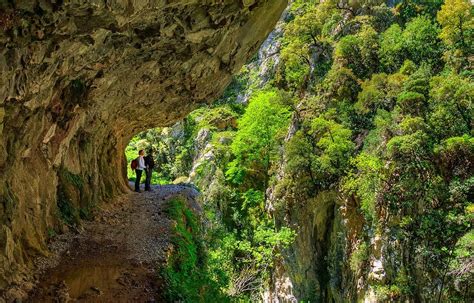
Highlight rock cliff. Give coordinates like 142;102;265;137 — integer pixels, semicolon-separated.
0;0;287;290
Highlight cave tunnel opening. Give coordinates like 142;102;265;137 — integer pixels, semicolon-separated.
124;126;186;191
122;99;241;193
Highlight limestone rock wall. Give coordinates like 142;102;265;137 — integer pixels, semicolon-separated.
0;0;287;290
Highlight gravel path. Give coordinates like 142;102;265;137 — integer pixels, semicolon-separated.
23;184;199;303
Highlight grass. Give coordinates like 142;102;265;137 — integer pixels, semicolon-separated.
161;197;229;303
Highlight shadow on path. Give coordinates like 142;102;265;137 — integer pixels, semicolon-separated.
26;184;199;303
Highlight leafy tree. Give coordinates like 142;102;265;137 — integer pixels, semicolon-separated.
434;135;474;180
333;0;386;17
447;228;474;300
437;0;473;71
386;130;431;163
280;0;338;89
379;24;406;72
403;15;442;66
437;0;473;51
162;198;229;302
356;72;406;115
362;109;397;153
284;129;319;194
379;17;442;71
428;72;473;139
288;0;319;13
310;113;356;182
319;64;361;105
397;91;426;116
402;63;432;96
334;25;379;79
343;152;384;220
226;90;291;198
394;0;444;23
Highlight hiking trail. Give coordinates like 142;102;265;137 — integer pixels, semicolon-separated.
24;184;199;303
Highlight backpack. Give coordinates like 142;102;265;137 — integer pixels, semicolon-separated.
131;158;138;170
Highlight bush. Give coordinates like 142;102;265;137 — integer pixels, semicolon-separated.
397;91;426;116
379;24;406;72
162;198;229;302
350;242;369;273
334;25;379;79
403;16;442;66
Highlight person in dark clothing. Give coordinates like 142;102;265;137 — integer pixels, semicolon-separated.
144;151;155;191
135;149;146;192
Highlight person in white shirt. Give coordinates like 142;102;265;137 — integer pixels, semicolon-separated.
134;149;147;192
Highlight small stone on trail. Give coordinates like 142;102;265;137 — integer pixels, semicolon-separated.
91;286;102;294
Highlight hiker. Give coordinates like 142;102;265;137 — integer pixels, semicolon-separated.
133;149;146;192
144;149;155;191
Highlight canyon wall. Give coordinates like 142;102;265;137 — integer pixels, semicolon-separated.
0;0;287;290
149;1;473;301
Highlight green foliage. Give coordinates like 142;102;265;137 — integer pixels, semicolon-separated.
204;221;295;300
56;185;79;227
121;0;473;300
240;189;265;228
379;16;442;72
403;16;442;66
162;198;229;302
319;64;360;104
190;105;240;132
372;267;414;302
387;130;430;161
435;135;474;180
283;129;319;198
428;72;473;139
334;25;379;79
397;91;426;115
394;0;444;23
448;227;474;299
349;242;369;273
403;63;432;96
378;24;405;72
217;91;295;298
437;0;473;52
279;0;338;89
226;90;291;190
343;153;384;221
310;114;355;179
243;225;296;268
355;72;405;115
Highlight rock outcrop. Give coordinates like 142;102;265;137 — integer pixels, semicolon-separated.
0;0;287;290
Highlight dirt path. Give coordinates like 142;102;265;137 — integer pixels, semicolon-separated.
26;184;199;303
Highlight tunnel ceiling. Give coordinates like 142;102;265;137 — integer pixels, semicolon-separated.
0;0;287;137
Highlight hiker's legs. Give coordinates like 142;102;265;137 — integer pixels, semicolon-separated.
134;169;143;192
145;169;152;191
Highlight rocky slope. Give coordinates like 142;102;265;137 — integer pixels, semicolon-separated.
0;0;287;290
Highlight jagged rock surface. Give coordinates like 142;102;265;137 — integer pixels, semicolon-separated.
0;0;287;290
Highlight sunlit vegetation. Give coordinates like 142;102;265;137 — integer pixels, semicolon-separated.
126;0;473;301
